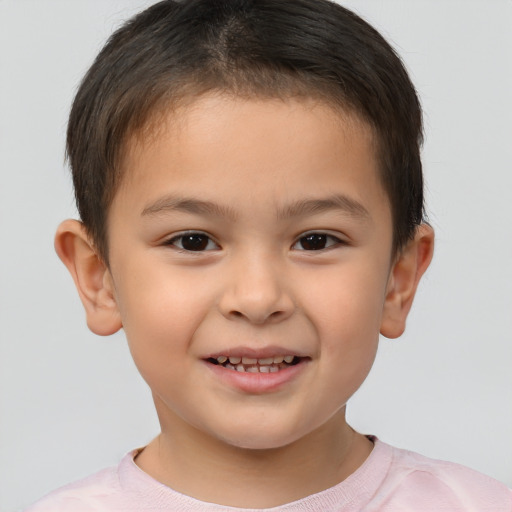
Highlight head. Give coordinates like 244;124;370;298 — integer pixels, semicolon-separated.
67;0;425;263
56;0;434;452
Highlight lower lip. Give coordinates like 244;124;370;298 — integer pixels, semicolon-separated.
204;360;308;394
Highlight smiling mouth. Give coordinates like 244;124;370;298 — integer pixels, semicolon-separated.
207;355;303;373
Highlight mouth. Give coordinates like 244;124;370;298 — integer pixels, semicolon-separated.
206;355;303;374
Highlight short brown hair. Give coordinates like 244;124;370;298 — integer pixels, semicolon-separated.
67;0;424;262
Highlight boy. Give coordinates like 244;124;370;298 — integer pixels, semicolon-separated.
26;0;511;510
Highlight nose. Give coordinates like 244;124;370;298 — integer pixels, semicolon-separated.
218;253;295;325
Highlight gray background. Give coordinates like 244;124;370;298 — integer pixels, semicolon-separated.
1;1;511;510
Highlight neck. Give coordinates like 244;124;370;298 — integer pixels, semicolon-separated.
135;405;374;508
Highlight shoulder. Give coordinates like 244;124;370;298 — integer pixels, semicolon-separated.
373;440;512;511
24;460;127;512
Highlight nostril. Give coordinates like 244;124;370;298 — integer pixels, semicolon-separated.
228;308;289;324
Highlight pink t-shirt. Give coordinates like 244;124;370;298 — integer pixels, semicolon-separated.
25;438;512;511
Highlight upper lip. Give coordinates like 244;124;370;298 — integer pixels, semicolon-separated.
204;345;309;360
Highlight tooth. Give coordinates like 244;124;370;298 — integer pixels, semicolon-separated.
273;356;284;364
217;356;228;364
229;356;241;364
246;366;258;373
269;366;279;373
225;363;235;370
242;357;257;365
284;355;294;363
259;366;270;373
236;364;246;372
258;357;274;365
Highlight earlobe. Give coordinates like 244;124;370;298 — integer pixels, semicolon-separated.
380;224;434;339
54;219;122;336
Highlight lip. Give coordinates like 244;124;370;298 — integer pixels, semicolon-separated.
205;345;309;360
204;356;309;394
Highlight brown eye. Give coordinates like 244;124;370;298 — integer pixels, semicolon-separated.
300;234;327;250
167;232;218;251
181;234;209;251
294;233;341;251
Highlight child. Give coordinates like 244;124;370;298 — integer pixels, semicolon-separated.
25;0;511;510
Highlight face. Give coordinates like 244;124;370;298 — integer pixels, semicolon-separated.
106;94;394;450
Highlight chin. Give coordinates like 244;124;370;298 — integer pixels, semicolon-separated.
213;422;309;451
227;437;297;451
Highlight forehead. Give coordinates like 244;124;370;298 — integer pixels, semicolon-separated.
115;94;389;223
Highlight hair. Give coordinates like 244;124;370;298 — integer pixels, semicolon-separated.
67;0;425;263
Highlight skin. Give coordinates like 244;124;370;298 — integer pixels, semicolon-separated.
56;94;434;508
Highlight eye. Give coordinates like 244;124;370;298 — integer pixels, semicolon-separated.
292;233;342;251
166;232;219;252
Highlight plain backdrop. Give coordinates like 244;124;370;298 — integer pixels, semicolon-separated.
1;1;511;510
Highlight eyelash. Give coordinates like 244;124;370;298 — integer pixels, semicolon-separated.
292;232;344;251
164;232;219;252
163;231;345;252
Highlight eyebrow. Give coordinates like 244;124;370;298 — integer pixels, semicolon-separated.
141;195;238;220
141;193;370;222
276;194;371;221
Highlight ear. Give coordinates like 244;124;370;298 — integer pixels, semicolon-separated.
380;224;434;339
54;219;122;336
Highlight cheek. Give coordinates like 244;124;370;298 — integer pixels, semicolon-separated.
116;255;214;324
112;260;217;372
302;260;388;338
300;260;388;384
